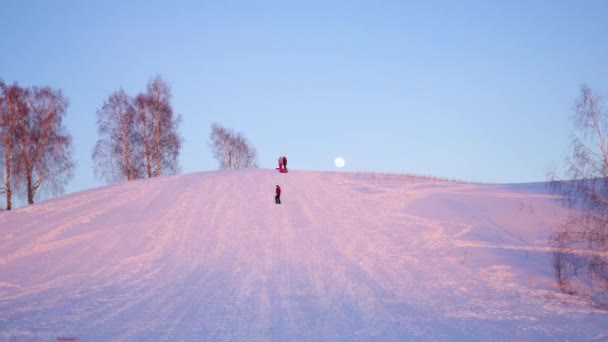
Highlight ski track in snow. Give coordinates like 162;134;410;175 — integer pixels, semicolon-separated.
0;169;607;341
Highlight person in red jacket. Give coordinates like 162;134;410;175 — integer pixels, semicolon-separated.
275;185;281;204
278;155;283;170
282;156;287;170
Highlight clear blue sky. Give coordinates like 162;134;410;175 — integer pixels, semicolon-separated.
1;0;607;195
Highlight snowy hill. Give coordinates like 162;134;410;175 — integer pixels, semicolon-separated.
1;169;607;341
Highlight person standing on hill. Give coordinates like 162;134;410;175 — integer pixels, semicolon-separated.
282;156;287;170
278;156;283;170
275;185;281;204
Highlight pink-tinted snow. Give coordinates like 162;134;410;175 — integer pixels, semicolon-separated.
0;169;606;340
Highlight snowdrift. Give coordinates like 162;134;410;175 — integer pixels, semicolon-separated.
1;169;607;340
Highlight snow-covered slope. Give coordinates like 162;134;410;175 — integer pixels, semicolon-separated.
0;169;606;341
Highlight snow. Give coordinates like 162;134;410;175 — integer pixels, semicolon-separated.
0;169;606;341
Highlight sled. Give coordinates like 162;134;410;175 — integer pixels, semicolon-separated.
276;168;288;173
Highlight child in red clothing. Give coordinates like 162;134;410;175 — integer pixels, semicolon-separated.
275;185;281;204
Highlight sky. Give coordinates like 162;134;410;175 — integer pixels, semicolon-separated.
1;0;607;196
1;169;607;339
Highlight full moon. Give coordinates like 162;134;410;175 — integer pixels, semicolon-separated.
334;157;345;168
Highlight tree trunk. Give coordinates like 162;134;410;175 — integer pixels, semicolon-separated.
4;144;11;210
5;175;11;210
146;152;152;178
27;174;34;204
124;144;132;181
154;122;161;177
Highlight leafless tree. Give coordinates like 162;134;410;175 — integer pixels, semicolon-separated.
209;123;258;169
93;77;182;183
134;94;154;178
0;81;28;210
13;86;74;204
210;123;233;169
92;89;143;183
548;84;608;309
233;132;258;169
136;76;182;177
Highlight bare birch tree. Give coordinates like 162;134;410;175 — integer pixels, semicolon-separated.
93;77;182;183
548;84;608;309
14;86;74;204
92;89;143;183
135;93;154;178
0;81;28;210
209;123;257;169
137;76;182;177
233;132;258;169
